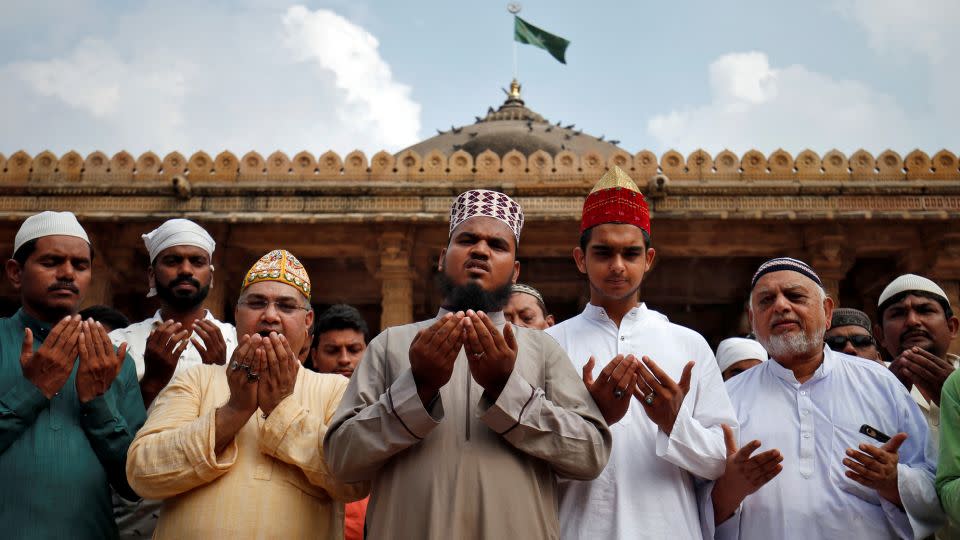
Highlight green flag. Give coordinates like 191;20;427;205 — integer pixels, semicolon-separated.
513;16;570;64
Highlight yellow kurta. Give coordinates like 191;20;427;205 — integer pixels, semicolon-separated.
126;364;368;540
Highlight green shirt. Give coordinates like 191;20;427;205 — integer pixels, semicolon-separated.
0;309;146;539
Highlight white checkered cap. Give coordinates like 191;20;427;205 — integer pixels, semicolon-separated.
449;189;524;244
878;274;950;308
14;211;90;256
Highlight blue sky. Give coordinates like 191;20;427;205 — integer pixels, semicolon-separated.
1;0;957;158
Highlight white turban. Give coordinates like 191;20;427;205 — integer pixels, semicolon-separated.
142;219;215;297
716;337;768;373
14;211;89;256
878;274;950;309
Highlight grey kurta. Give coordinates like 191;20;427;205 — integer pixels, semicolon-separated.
323;310;611;540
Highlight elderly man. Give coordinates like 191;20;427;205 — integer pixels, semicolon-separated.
711;257;943;539
111;219;237;408
308;304;368;377
504;283;555;329
716;337;768;381
547;166;736;539
110;218;238;538
324;190;611;540
0;211;145;539
825;307;883;363
127;250;366;539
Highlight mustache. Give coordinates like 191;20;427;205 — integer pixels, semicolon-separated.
170;276;201;288
48;281;79;293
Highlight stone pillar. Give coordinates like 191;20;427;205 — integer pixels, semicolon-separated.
378;231;414;330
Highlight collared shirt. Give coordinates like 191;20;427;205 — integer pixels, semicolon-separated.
719;347;943;540
126;364;368;539
109;309;238;381
547;303;736;540
0;309;146;539
323;309;612;540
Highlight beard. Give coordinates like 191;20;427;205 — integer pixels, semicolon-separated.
761;318;826;360
437;273;513;313
155;276;210;311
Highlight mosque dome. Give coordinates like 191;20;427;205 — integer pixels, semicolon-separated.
399;80;624;158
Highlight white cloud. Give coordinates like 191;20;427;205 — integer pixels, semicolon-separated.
647;51;917;155
0;3;421;156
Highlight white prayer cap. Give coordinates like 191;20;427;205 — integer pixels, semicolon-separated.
14;211;90;256
877;274;950;309
716;337;768;373
142;219;215;263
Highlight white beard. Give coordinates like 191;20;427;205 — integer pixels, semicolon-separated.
762;319;826;360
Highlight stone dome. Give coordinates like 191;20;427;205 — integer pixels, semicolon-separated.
399;80;624;158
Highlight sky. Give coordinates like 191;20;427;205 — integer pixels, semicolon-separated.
1;0;957;159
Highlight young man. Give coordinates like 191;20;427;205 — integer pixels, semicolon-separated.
127;250;366;539
0;211;145;539
504;283;555;329
546;166;736;539
308;304;368;377
324;190;611;540
712;258;942;539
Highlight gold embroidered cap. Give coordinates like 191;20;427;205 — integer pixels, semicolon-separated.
241;249;311;299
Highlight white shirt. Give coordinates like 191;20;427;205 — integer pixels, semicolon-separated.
718;347;943;540
547;303;736;540
109;310;238;381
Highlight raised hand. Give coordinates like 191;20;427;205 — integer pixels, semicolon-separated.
257;332;300;417
711;424;783;524
582;354;640;425
20;315;82;398
192;319;228;366
410;312;465;405
843;432;907;507
463;310;517;399
76;320;127;403
142;320;191;384
634;357;694;435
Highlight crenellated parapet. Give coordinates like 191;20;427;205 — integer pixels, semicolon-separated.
2;148;959;184
1;148;959;223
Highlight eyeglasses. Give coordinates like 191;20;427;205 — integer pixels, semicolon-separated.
237;298;310;315
825;335;875;350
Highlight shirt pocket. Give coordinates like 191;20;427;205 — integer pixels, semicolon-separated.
831;422;887;506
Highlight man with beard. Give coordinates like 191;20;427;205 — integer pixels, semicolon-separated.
109;219;236;539
127;250;367;539
504;283;555;329
324;189;611;540
110;219;237;408
711;258;943;539
546;166;736;540
0;211;145;539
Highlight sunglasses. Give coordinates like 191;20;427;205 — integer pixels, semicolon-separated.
825;335;875;350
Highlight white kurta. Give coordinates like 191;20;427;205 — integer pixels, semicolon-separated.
109;309;238;381
718;347;943;540
547;303;736;540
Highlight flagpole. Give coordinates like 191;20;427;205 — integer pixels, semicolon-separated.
508;3;521;80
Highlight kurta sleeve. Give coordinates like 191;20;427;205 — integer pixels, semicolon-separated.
324;329;443;483
655;345;736;480
126;366;238;500
259;375;369;502
476;333;611;480
939;371;960;525
0;375;49;453
80;353;146;500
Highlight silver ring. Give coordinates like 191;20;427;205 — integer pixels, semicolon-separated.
644;393;655;405
613;388;626;399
